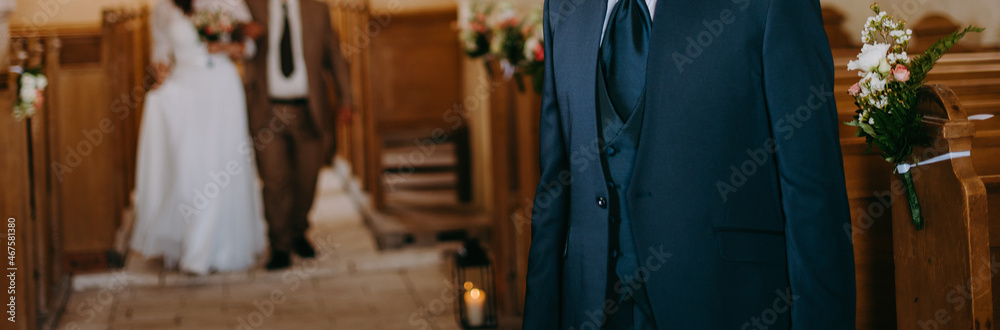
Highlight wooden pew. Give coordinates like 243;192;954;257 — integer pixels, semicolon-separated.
103;8;152;217
328;0;373;189
2;35;71;330
364;9;465;209
102;8;153;266
7;7;151;273
888;84;992;329
484;61;542;320
834;52;1000;329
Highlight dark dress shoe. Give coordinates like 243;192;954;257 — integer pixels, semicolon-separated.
293;237;316;258
266;250;291;270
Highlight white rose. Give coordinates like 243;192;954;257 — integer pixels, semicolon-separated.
20;74;35;89
524;38;540;60
847;43;891;73
877;59;891;74
20;86;36;101
35;75;47;90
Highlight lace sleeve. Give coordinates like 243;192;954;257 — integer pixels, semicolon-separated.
150;0;176;65
228;0;252;23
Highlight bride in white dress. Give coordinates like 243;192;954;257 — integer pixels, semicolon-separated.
131;0;267;275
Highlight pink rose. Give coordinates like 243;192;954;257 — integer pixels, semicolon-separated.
892;64;910;82
848;82;861;96
34;90;44;109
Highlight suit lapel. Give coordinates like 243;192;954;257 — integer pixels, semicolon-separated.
630;0;675;196
254;0;268;31
550;0;610;321
553;0;608;151
299;0;317;67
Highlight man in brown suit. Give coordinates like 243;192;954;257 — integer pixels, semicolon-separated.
244;0;352;270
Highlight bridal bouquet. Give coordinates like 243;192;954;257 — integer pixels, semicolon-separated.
844;3;983;229
458;0;544;94
12;68;48;121
521;15;544;94
459;0;493;59
192;10;236;42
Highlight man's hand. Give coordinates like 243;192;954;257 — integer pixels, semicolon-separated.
153;62;171;88
337;105;353;124
241;22;266;40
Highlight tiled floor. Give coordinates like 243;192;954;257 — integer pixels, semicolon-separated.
56;169;465;330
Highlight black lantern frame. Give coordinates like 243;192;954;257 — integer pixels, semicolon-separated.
453;239;498;329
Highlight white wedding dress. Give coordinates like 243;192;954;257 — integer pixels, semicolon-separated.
131;0;267;275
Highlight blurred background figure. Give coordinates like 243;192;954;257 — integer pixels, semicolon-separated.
129;0;268;275
243;0;353;270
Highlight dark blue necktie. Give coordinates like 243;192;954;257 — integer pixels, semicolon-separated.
600;0;651;120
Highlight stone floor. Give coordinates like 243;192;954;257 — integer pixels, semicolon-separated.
55;169;470;330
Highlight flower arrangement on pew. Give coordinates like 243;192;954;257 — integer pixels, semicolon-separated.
844;3;983;230
459;0;544;94
12;67;48;121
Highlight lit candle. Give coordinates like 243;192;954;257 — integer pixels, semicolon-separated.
464;287;486;327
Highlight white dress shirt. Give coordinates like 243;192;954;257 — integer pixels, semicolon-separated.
601;0;656;43
267;0;309;99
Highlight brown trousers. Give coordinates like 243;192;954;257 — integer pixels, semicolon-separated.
253;102;324;252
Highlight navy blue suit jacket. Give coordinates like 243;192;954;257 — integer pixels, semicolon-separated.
522;0;857;329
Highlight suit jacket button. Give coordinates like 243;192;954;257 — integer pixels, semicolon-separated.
597;197;608;209
607;146;617;156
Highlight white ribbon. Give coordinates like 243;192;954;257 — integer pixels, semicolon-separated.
500;59;515;80
897;151;971;174
894;114;995;173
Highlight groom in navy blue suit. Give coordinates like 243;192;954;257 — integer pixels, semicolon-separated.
522;0;856;329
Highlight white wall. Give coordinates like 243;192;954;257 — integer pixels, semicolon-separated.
11;0;155;28
10;0;460;28
10;0;998;47
822;0;1000;47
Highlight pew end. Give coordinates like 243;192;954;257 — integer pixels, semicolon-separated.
891;84;993;329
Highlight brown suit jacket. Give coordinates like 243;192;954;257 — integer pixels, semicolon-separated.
244;0;352;137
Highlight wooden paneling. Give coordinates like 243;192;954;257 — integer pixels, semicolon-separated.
366;9;462;208
329;0;374;195
59;35;102;65
52;66;117;259
369;10;461;132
